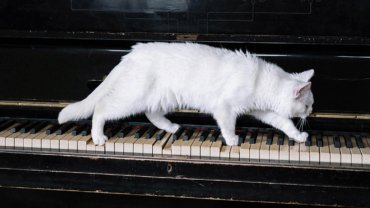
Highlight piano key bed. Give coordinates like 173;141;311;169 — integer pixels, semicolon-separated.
1;117;370;207
0;118;369;167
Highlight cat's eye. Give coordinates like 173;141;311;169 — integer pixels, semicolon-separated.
305;105;309;110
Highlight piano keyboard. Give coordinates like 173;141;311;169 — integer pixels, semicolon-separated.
0;119;369;166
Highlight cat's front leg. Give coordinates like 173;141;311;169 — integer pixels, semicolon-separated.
213;108;239;146
250;111;308;142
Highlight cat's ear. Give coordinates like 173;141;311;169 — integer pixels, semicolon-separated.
294;82;311;99
294;69;314;82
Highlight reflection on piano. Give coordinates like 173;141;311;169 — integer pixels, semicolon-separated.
1;0;370;207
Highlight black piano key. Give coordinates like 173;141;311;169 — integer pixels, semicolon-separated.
118;126;132;138
266;132;273;145
55;123;74;135
288;139;295;146
156;130;166;140
344;136;353;148
10;121;29;133
172;127;184;140
71;124;88;136
46;124;59;135
316;134;323;147
20;121;38;133
238;130;247;145
277;133;284;145
249;131;258;144
135;126;148;138
355;136;364;148
305;135;312;146
199;129;210;141
30;121;48;134
105;126;121;138
81;125;91;136
0;120;16;131
333;135;341;148
145;126;158;139
221;136;226;145
210;130;220;142
183;128;195;141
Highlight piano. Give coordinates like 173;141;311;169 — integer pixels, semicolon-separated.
1;0;370;207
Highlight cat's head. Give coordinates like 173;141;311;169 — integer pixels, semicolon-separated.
283;69;314;119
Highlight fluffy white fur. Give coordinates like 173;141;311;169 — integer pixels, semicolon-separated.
58;42;314;146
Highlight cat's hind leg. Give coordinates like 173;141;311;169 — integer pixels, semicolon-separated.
145;111;180;133
91;102;108;145
213;107;239;146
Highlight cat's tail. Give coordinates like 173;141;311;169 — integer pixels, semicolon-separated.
58;85;106;124
58;64;121;124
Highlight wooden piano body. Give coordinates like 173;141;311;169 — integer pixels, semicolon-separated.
1;0;370;207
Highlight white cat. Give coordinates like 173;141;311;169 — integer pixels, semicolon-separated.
58;42;314;146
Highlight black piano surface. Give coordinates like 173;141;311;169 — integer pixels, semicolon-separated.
1;0;370;207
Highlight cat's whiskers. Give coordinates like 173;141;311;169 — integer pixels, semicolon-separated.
297;118;307;131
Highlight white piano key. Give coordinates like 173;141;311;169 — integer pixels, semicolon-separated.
289;141;300;164
200;137;212;158
327;136;341;164
124;131;140;154
133;136;147;155
172;138;183;156
23;125;51;150
41;133;57;150
339;136;351;164
59;133;76;151
5;132;22;149
86;139;96;152
210;137;223;158
299;142;310;164
309;136;320;164
350;136;362;165
77;135;92;152
279;136;290;163
68;135;83;152
143;136;157;155
181;131;199;157
95;143;105;153
319;136;330;164
190;137;203;158
104;135;121;154
113;130;136;154
153;133;171;155
360;137;370;165
230;146;240;160
249;133;263;162
269;134;279;162
240;132;251;161
14;132;32;149
220;145;231;159
259;134;270;162
162;135;173;156
50;126;77;151
0;123;21;148
0;124;20;147
32;125;53;150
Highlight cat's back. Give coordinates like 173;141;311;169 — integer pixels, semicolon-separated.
130;42;230;60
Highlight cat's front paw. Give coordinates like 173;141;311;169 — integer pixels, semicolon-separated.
294;132;308;143
167;123;180;133
92;134;108;146
223;135;239;146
